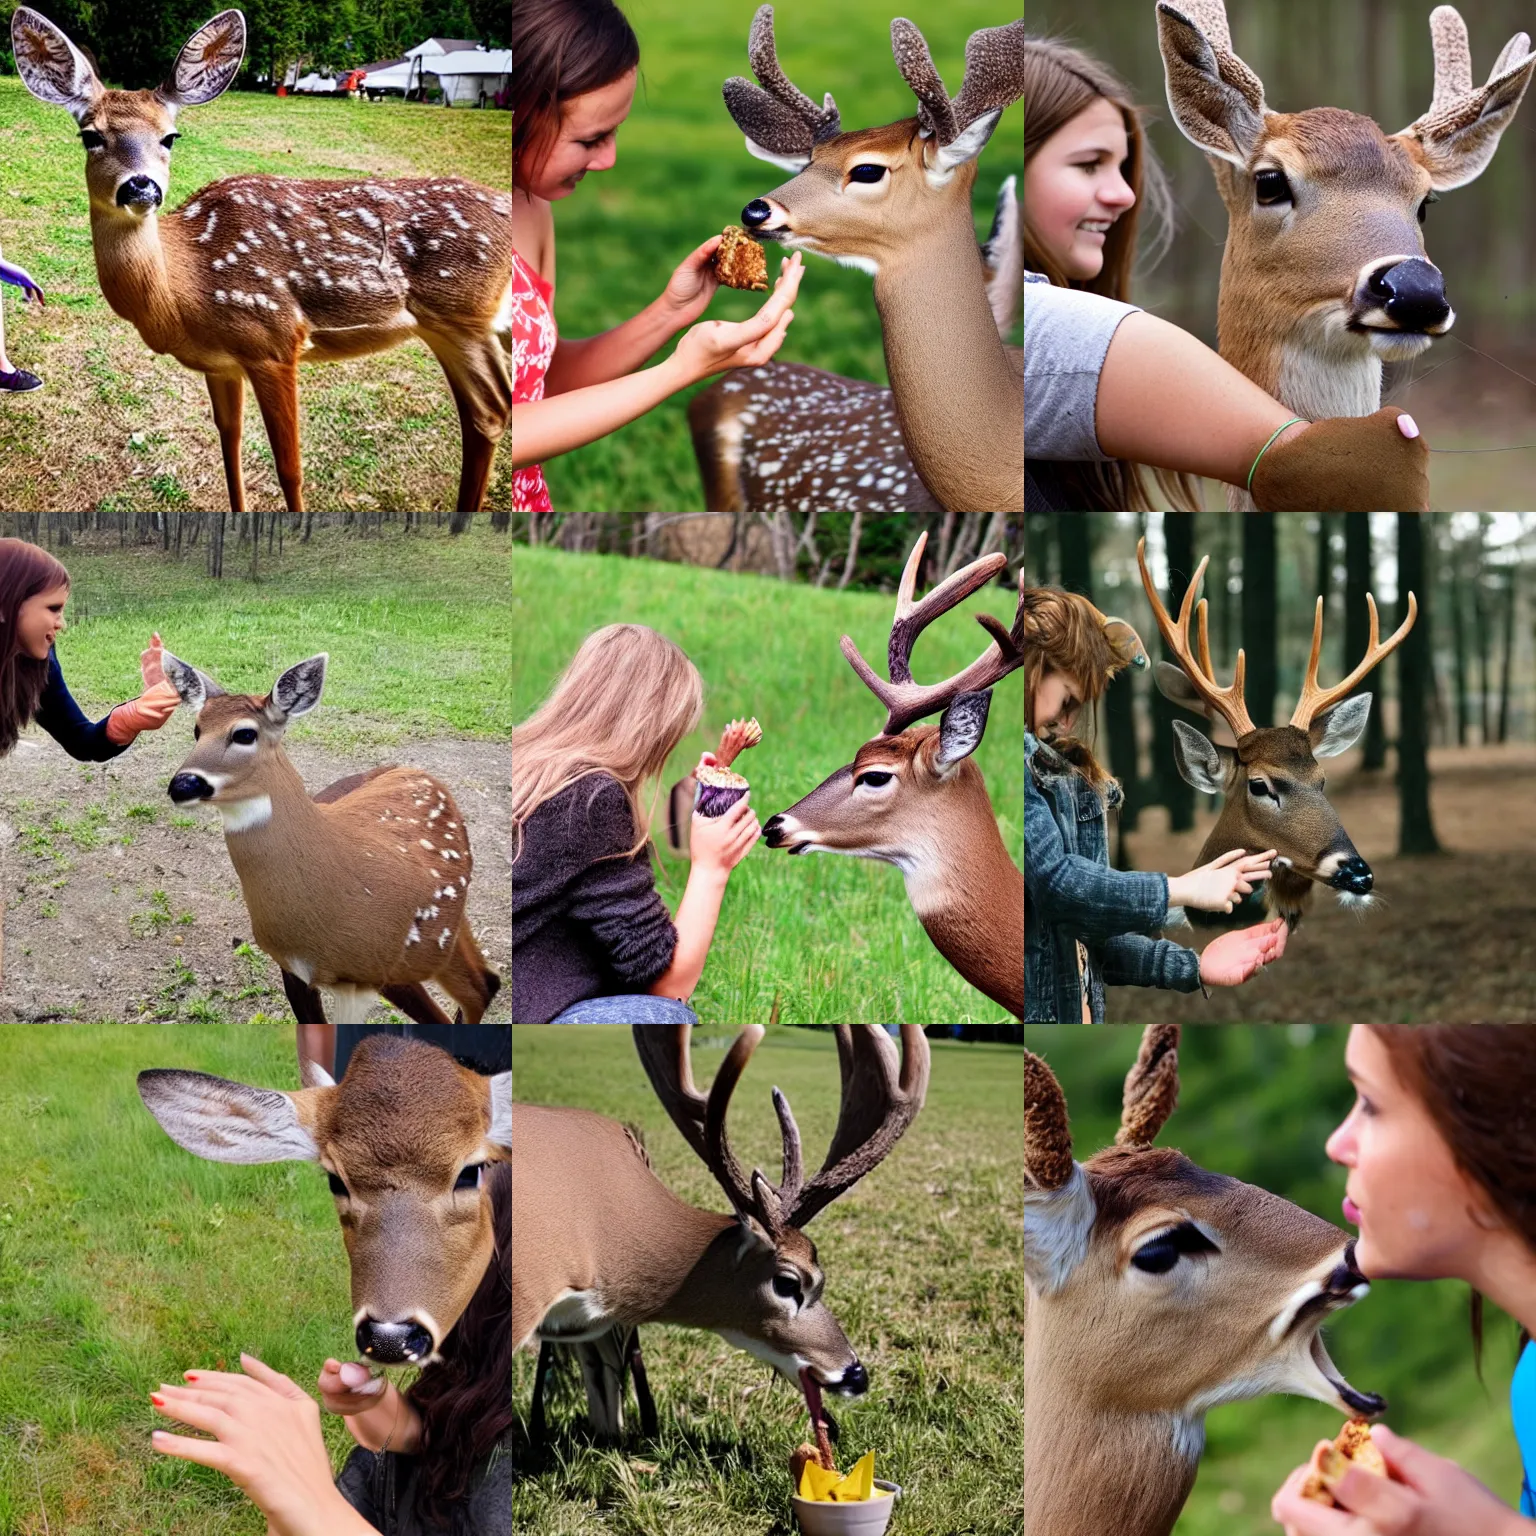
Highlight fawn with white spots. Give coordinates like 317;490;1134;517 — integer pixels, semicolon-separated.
10;8;512;512
163;651;499;1025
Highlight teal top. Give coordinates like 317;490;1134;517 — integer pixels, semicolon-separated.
1515;1339;1536;1516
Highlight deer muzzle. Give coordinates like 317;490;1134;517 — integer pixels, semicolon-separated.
167;771;215;803
742;198;788;236
116;173;163;212
356;1314;437;1365
1328;853;1374;894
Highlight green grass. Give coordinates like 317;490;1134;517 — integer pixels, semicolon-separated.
512;545;1023;1023
512;1025;1024;1535
541;0;1024;512
1025;1025;1526;1536
0;85;510;512
0;1024;378;1534
9;517;511;742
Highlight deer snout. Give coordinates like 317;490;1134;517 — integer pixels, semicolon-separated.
1328;854;1373;894
168;771;214;804
356;1315;436;1365
116;174;163;212
826;1358;868;1396
1361;257;1451;333
763;812;812;853
742;198;787;236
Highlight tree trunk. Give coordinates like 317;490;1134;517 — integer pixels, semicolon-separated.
1345;513;1387;769
1242;514;1277;731
1397;514;1440;855
1499;565;1517;744
1157;513;1198;835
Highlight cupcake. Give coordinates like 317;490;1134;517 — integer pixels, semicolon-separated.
695;716;763;817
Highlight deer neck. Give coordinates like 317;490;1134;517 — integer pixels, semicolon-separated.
873;202;1025;512
89;206;185;356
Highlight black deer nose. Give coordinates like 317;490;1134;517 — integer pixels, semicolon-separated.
1331;855;1374;894
1368;257;1449;331
167;772;213;803
762;813;786;845
833;1360;868;1396
117;174;163;209
742;199;773;229
356;1317;435;1364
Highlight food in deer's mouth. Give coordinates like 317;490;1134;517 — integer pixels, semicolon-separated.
695;716;763;816
1300;1417;1389;1506
714;225;769;291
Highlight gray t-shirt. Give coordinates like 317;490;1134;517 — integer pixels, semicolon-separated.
1024;273;1140;462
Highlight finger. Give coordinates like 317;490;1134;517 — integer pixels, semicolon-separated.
238;1351;308;1400
150;1429;237;1474
152;1391;235;1438
1211;849;1246;867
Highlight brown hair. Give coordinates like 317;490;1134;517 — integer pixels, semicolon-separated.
513;0;640;190
1025;35;1201;514
1023;585;1144;786
0;538;71;756
1365;1026;1536;1369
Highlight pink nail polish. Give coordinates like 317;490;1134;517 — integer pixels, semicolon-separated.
1397;414;1420;439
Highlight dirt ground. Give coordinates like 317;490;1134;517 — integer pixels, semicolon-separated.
1114;743;1536;1023
0;724;509;1023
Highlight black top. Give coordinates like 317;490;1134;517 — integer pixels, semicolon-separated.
335;1025;509;1077
511;773;678;1024
34;649;129;762
337;1432;510;1535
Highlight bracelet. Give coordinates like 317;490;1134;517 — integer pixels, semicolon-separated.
1246;418;1306;494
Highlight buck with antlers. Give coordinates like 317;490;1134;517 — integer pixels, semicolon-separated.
763;533;1023;1017
690;6;1023;515
1158;0;1534;507
1138;537;1416;929
139;1032;511;1367
161;650;500;1025
515;1024;929;1444
11;8;511;513
1025;1023;1384;1536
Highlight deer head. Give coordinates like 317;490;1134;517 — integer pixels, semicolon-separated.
138;1034;510;1365
1157;0;1535;426
1025;1024;1383;1536
1137;537;1415;928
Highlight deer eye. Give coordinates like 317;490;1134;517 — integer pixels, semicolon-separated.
327;1172;349;1197
454;1163;485;1191
1255;167;1291;205
230;727;258;745
1418;191;1438;225
160;133;180;150
855;771;894;788
848;164;886;183
772;1273;802;1299
1131;1223;1219;1274
1248;778;1274;799
79;130;105;150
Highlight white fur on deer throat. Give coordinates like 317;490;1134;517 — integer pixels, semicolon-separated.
1023;1162;1096;1295
717;1328;811;1382
534;1288;617;1344
217;794;273;833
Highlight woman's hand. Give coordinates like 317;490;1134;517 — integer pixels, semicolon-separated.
660;234;723;328
689;793;761;880
151;1352;375;1536
0;258;45;305
1271;1425;1529;1536
141;630;166;689
673;254;803;382
1199;917;1287;987
1168;847;1277;913
317;1359;388;1417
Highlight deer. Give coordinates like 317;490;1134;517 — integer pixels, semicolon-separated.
762;532;1023;1018
160;648;500;1026
138;1032;509;1366
1025;1023;1385;1536
1157;0;1535;508
10;7;512;514
1137;535;1416;930
515;1023;930;1447
689;6;1023;515
688;175;1021;514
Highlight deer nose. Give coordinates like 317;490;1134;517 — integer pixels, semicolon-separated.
1330;855;1373;894
1368;258;1450;331
356;1317;435;1364
1330;1240;1369;1293
117;174;163;210
763;813;786;845
168;772;213;803
828;1359;868;1396
742;199;774;230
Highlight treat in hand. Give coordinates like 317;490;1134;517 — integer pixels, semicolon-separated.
714;225;768;292
1300;1417;1389;1506
695;716;763;818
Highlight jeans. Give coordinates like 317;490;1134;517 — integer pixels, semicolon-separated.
547;995;699;1024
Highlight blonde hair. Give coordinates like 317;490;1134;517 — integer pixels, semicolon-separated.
512;623;704;865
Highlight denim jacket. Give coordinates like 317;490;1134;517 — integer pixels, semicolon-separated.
1026;731;1202;1022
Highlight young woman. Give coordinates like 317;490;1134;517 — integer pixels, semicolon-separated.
511;622;758;1024
1024;585;1286;1023
1272;1025;1536;1536
1023;35;1430;514
151;1161;511;1536
511;0;804;512
0;248;45;392
0;539;177;763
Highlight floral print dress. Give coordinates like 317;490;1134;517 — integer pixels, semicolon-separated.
511;248;558;513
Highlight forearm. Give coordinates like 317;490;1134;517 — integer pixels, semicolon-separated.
647;865;728;1001
343;1384;422;1456
1095;311;1304;486
545;299;685;394
511;354;694;469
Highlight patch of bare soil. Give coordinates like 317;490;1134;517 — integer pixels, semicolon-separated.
1114;745;1536;1023
0;725;508;1022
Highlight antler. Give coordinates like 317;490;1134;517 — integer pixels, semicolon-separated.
721;4;840;160
1136;535;1257;741
633;1025;930;1239
1024;1051;1074;1192
1114;1024;1181;1148
1289;590;1418;731
890;16;1026;146
1402;6;1532;137
841;532;1022;735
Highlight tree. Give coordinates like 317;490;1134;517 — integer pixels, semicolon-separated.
1397;514;1440;856
1345;513;1387;769
1242;514;1277;729
1154;513;1197;835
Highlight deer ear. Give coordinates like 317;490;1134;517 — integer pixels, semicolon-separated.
1157;2;1268;167
161;650;224;711
1154;660;1205;709
10;6;103;120
137;1069;322;1164
1310;693;1372;758
933;689;992;771
1170;719;1232;794
1025;1052;1094;1292
156;9;246;109
269;654;328;720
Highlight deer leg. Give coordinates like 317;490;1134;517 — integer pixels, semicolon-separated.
206;373;247;514
421;332;508;513
380;982;453;1026
280;969;328;1024
626;1329;658;1438
245;361;305;513
439;918;497;1023
530;1339;554;1448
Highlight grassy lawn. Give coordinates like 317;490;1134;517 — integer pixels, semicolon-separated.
512;1025;1025;1535
1026;1025;1526;1536
541;0;1024;512
0;1023;372;1534
0;86;510;512
511;545;1023;1024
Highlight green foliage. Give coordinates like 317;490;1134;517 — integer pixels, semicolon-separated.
513;545;1023;1022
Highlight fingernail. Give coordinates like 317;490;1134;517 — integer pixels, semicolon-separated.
185;1372;199;1381
150;1393;165;1407
1398;413;1420;439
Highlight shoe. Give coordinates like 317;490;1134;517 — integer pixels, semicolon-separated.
0;367;42;392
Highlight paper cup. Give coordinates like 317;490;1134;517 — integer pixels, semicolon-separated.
791;1480;902;1536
